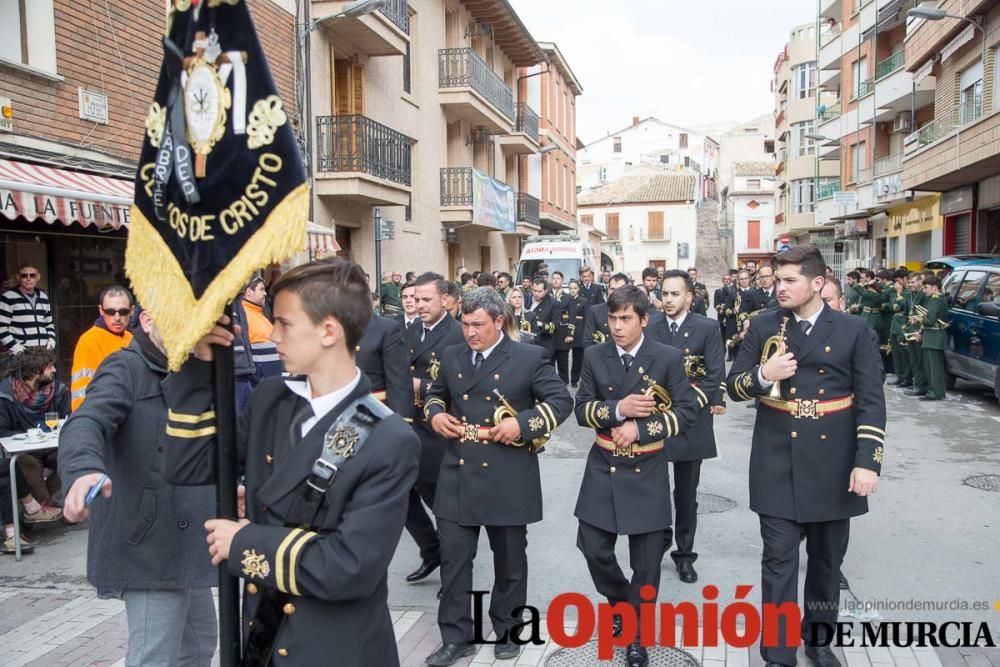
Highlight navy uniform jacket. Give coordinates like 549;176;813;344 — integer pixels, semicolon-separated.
527;295;559;351
573;339;699;535
579;281;605;306
161;363;419;667
754;287;779;310
357;314;413;419
692;282;709;316
424;336;571;526
649;313;726;461
550;290;572;351
407;314;465;482
726;305;886;523
565;295;587;348
583;303;611;347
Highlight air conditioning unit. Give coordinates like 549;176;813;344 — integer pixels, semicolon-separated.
892;113;912;133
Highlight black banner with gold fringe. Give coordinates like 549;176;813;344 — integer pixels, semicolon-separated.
127;0;307;370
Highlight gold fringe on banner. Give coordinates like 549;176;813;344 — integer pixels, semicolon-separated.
125;183;310;371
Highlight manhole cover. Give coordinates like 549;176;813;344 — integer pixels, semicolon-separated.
697;492;736;514
546;642;700;666
964;474;1000;492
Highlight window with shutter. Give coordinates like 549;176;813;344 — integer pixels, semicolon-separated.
581;214;593;226
647;211;664;240
607;213;620;240
748;220;761;249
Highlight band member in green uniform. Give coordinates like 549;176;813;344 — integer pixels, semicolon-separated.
903;272;929;397
886;270;911;387
918;275;950;401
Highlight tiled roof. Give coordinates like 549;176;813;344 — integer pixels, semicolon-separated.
733;161;776;177
578;173;697;206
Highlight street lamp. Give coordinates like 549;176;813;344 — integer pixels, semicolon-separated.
539;144;559;154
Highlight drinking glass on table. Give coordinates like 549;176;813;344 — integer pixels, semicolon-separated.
44;412;59;432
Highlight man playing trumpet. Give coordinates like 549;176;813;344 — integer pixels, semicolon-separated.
727;245;886;667
574;285;698;667
423;288;572;665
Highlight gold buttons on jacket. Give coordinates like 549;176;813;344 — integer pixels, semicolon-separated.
265;454;273;464
459;458;465;465
610;466;617;473
494;374;500;380
462;394;469;401
789;388;797;395
791;431;798;439
355;345;361;352
457;373;463;379
820;434;827;440
482;462;489;468
634;467;641;473
246;583;258;594
283;603;296;615
277;648;289;657
410;365;415;371
818;389;826;396
818;369;826;374
825;346;831;352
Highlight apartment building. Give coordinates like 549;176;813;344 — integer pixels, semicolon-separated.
577;116;719;202
578;168;699;277
729;162;778;268
901;0;1000;260
307;0;583;279
0;0;295;371
773;22;841;264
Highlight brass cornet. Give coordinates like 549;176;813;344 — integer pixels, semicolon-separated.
683;355;706;379
759;316;789;400
641;375;673;413
492;389;548;453
593;330;606;343
519;318;532;333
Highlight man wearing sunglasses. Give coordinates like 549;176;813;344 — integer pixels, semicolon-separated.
0;264;56;354
70;286;134;411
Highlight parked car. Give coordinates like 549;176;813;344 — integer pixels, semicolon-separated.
940;259;1000;404
925;254;1000;274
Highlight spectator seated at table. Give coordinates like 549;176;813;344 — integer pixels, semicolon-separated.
0;347;68;509
0;463;61;555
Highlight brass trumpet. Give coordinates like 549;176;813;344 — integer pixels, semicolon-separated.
641;375;673;413
492;389;548;453
519;318;532;334
683;355;706;379
760;316;789;400
593;330;606;343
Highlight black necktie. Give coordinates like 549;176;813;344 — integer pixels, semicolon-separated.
422;326;431;342
474;352;484;370
405;319;413;330
670;322;678;335
621;353;633;372
799;320;812;336
289;402;315;446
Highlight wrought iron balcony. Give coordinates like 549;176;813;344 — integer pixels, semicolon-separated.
874;153;902;177
515;103;539;141
315;115;413;186
439;48;514;121
875;50;904;81
440;167;474;206
379;0;409;33
517;192;539;225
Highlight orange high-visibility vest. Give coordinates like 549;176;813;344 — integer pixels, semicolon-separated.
71;325;133;411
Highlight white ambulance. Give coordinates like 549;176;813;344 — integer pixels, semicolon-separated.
514;234;598;284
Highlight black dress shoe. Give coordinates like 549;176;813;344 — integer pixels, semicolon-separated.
494;639;521;660
425;643;476;666
805;645;841;667
919;395;941;401
676;561;698;583
406;558;441;583
626;642;649;667
904;388;926;397
612;614;623;638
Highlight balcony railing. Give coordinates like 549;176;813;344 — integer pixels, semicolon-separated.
874;152;902;176
818;108;841;122
820;29;840;48
875;50;904;81
909;103;984;153
315;115;413;186
517;192;539;225
440;167;474;206
817;180;840;200
515;103;539;142
379;0;409;34
854;167;872;185
439;48;514;121
853;77;873;100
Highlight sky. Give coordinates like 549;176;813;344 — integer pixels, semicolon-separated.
507;0;816;144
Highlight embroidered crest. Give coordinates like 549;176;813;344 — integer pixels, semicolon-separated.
597;405;611;421
461;423;479;443
529;416;544;431
740;373;753;390
324;425;359;457
241;549;270;580
647;420;664;437
184;56;231;163
638;366;644;375
873;446;883;464
247;95;287;150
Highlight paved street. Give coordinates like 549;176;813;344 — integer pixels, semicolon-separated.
1;379;999;666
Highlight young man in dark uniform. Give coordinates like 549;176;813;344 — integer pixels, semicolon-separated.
583;273;627;347
404;273;466;587
526;277;559;361
687;267;709;316
356;312;413;417
918;275;950;401
903;273;929;397
727;245;885;667
550;272;573;383
650;270;726;584
566;280;588;387
422;289;572;665
574;285;699;667
579;266;606;306
161;259;420;666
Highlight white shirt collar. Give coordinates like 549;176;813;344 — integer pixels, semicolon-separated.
423;311;448;332
284;368;363;437
668;311;688;330
473;334;505;363
404;315;419;326
615;333;644;358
